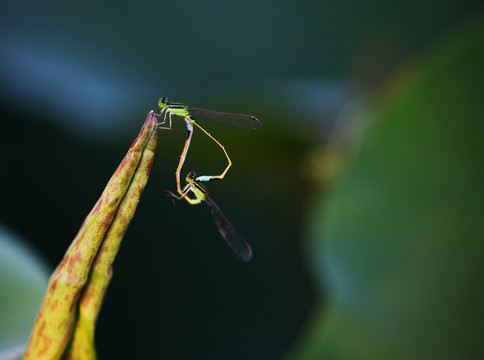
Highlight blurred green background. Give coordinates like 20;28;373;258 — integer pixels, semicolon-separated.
1;0;483;359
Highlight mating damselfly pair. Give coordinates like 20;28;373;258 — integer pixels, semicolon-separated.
156;97;261;262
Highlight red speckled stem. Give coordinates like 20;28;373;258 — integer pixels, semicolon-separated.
24;111;158;360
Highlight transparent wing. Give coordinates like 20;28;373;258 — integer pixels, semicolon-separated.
188;107;261;130
204;195;252;262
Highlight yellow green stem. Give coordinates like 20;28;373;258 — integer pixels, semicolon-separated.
24;111;158;360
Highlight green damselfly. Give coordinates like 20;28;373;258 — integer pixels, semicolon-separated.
156;97;261;196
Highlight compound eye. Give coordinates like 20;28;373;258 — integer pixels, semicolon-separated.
186;171;196;182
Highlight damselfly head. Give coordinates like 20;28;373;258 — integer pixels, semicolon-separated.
158;97;169;108
186;171;196;183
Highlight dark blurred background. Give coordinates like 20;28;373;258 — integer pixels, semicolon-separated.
1;0;483;359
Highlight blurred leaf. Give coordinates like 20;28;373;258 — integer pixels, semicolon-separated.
0;225;50;359
290;14;484;360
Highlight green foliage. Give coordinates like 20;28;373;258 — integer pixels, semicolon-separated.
0;226;50;359
291;15;484;360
